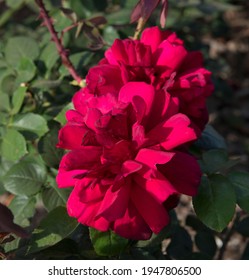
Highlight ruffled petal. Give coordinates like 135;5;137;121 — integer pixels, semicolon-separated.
154;40;187;77
113;201;152;240
67;187;110;231
57;124;88;149
158;151;201;196
119;82;155;118
146;113;197;150
96;180;131;221
131;185;170;233
135;148;174;168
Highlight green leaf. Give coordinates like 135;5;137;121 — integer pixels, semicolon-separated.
16;57;36;83
54;102;74;125
9;196;36;227
1;129;27;161
11;113;48;137
31;79;62;89
228;171;249;213
3;159;47;196
103;26;119;45
40;42;59;71
38;124;64;168
236;217;249;237
193;175;236;232
3;237;21;253
195;231;217;257
11;86;27;114
89;228;129;256
42;175;70;211
195;125;227;150
6;0;24;8
5;36;39;67
201;149;232;174
42;187;69;212
28;206;78;254
0;92;11;112
106;9;131;24
1;74;17;94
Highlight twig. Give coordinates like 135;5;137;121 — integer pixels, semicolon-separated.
35;0;83;84
217;211;241;260
133;17;146;40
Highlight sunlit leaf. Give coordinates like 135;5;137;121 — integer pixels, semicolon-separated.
28;206;78;254
89;228;129;256
3;159;47;196
5;36;39;67
11;113;48;137
1;129;27;161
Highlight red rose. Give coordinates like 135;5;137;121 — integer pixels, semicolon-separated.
57;81;201;240
56;27;210;240
87;26;214;131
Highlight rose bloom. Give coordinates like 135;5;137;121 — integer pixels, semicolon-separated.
56;27;211;240
88;26;214;132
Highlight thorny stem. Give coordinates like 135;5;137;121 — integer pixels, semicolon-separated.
133;17;146;40
217;211;241;260
35;0;83;85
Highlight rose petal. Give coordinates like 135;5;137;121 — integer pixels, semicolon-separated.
119;82;155;118
146;113;197;150
159;151;201;196
113;201;152;240
131;185;170;233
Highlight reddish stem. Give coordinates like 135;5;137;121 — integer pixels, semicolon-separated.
36;0;83;84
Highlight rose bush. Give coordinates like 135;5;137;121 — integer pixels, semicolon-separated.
56;27;213;240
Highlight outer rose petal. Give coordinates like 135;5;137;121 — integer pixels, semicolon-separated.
96;179;131;221
56;169;83;188
154;39;187;77
67;185;110;232
59;147;102;171
141;26;172;53
113;201;152;240
131;185;170;233
158;151;202;196
135;148;174;169
57;124;87;149
72;88;92;116
146;113;197;150
134;172;177;204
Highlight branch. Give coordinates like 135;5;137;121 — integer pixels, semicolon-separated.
133;17;146;40
217;211;241;260
35;0;83;85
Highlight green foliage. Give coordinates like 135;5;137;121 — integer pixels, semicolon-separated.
11;113;48;137
228;171;249;213
1;129;27;161
5;36;39;68
89;228;129;257
3;158;47;196
193;175;236;232
28;206;78;254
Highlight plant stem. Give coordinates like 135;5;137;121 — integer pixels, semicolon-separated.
133;17;146;40
217;212;240;260
35;0;83;85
